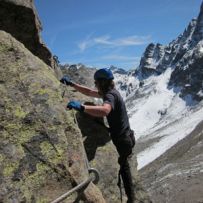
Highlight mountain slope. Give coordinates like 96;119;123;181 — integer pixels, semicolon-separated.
140;120;203;203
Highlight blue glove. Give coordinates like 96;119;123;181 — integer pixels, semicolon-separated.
60;76;74;86
67;101;85;112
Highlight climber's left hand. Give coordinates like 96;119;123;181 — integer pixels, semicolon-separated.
67;101;85;112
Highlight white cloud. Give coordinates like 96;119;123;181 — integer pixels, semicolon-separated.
77;33;95;52
101;54;140;61
115;36;151;46
78;41;89;52
94;35;112;45
78;34;152;52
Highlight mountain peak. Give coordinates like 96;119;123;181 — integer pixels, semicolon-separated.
192;1;203;42
109;65;128;75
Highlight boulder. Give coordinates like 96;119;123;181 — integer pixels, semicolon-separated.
0;30;105;203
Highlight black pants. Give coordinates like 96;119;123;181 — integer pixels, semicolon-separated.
112;130;136;203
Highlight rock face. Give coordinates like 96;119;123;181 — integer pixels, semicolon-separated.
193;2;203;42
0;0;60;73
0;30;105;203
138;43;165;78
169;2;203;101
169;41;203;101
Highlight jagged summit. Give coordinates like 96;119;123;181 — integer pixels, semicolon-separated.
137;43;165;77
129;1;203;101
137;17;198;78
192;1;203;42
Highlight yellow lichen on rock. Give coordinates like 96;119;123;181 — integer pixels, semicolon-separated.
3;162;19;177
0;30;106;202
14;106;28;118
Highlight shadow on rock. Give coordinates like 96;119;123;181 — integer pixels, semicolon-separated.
76;106;111;161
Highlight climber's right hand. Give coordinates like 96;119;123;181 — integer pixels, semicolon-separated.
60;76;74;86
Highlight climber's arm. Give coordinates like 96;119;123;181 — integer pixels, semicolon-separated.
73;83;101;98
60;75;101;98
83;103;111;117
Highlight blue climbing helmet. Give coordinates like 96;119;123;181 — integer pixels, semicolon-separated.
94;68;114;80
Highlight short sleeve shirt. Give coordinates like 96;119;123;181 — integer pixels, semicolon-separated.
103;89;130;139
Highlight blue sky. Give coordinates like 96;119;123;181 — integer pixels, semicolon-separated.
35;0;202;70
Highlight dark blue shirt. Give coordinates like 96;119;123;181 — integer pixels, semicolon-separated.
103;88;130;139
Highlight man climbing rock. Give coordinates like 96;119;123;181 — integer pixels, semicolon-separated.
60;68;136;203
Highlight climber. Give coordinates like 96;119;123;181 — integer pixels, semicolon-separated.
60;68;136;203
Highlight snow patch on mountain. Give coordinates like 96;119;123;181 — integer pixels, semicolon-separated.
137;104;203;169
113;71;139;99
128;68;174;138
